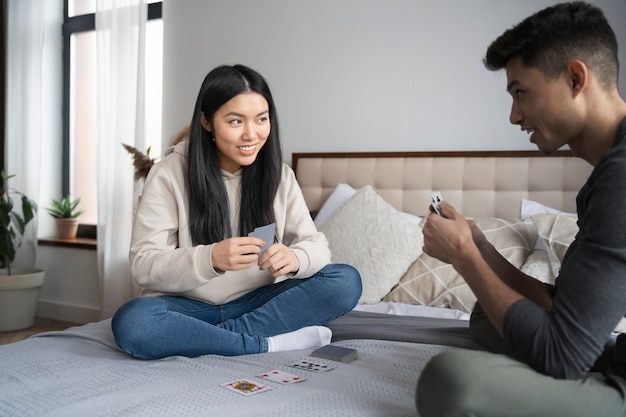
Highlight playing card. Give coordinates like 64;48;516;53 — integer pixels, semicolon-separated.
429;191;443;215
288;359;336;373
220;379;271;396
256;369;306;384
248;223;276;256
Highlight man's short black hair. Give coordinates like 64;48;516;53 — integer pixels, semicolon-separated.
484;1;619;89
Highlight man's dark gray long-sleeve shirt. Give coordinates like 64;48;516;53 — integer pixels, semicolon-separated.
505;117;626;379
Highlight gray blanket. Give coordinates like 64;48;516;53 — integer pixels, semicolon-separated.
328;310;474;348
0;318;463;417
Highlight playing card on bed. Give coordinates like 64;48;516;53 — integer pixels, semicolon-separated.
256;369;306;384
288;359;336;373
248;223;276;256
220;379;271;396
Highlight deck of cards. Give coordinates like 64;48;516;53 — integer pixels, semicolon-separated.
311;345;358;363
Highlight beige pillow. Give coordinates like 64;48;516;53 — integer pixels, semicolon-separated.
531;213;578;277
320;185;423;304
383;217;537;312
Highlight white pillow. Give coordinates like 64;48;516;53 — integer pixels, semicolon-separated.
320;185;424;304
314;183;423;228
520;199;576;219
314;184;357;228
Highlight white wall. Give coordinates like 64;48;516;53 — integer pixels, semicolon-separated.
37;245;100;323
161;0;626;161
33;0;626;323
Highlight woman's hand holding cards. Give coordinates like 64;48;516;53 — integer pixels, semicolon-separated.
211;236;265;271
258;243;300;277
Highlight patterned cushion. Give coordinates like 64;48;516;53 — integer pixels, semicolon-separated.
383;217;537;312
531;213;578;277
320;186;423;304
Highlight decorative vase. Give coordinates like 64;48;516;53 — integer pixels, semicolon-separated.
55;218;79;239
0;268;46;331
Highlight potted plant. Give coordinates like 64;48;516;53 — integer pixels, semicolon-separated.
45;194;85;239
0;171;45;331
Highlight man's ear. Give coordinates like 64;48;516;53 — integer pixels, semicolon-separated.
200;112;212;133
568;60;588;97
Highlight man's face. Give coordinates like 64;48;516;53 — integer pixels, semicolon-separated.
505;55;581;155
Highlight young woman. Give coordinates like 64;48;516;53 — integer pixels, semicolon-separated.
112;64;362;360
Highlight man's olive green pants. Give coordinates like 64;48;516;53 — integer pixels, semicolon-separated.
416;303;626;417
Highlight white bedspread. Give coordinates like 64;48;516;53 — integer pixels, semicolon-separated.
0;319;454;417
354;301;470;320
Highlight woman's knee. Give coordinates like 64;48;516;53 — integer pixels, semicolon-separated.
113;297;149;331
319;263;362;307
111;297;160;357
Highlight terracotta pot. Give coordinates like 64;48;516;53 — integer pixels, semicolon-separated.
55;218;79;239
0;268;45;331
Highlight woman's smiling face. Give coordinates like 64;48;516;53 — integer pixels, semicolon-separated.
202;91;271;173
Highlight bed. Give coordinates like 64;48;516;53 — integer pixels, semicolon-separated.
0;150;592;417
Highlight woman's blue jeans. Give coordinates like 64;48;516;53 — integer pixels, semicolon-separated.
111;263;362;359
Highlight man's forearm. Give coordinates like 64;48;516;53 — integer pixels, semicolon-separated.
476;240;553;310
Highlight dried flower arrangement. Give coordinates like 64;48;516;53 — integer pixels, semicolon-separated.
122;126;190;180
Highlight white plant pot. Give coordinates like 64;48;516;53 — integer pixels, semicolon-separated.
0;268;45;331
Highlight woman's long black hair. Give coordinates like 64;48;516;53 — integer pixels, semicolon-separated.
187;64;282;245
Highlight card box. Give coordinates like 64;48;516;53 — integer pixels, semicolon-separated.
311;345;358;363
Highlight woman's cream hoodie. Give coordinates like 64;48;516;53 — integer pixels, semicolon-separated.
129;141;331;305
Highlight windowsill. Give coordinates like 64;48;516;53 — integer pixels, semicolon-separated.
38;237;97;250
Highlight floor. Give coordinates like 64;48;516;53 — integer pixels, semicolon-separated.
0;317;79;346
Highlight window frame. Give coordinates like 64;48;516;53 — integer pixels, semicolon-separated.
61;1;162;198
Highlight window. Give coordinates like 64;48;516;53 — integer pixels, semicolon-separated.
63;1;162;225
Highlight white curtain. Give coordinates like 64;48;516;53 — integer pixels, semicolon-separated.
5;0;61;271
96;0;147;319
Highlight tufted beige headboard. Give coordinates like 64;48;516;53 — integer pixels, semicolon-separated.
292;151;593;219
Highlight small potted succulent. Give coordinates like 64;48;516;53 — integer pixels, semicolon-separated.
0;171;45;331
45;194;85;239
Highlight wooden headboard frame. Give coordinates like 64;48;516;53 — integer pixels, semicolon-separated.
292;150;593;219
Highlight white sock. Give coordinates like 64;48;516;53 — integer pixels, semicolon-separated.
267;326;332;352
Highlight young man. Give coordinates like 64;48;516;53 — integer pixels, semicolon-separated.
416;2;626;416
